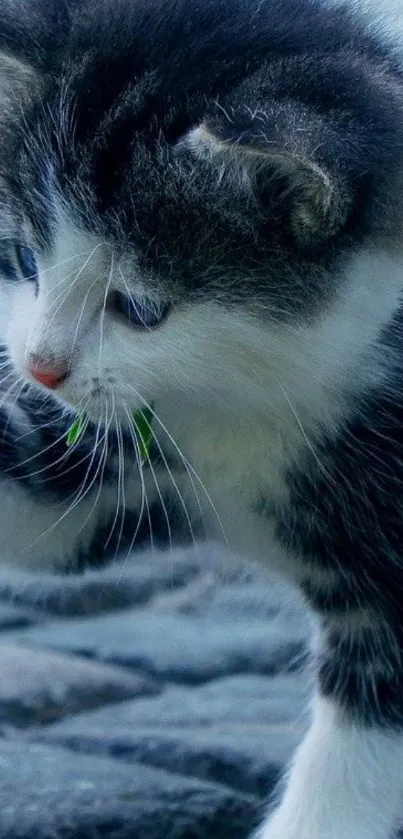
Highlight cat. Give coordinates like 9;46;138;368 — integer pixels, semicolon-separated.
1;0;403;836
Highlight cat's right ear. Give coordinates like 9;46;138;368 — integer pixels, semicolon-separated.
186;106;354;249
0;0;72;107
0;52;40;108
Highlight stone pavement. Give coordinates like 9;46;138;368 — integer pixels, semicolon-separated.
0;545;313;838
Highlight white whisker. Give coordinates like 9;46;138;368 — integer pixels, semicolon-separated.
124;401;173;554
125;384;228;546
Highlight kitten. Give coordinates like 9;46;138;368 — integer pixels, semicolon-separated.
0;0;403;836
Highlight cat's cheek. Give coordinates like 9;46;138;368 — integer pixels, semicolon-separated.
4;282;41;378
6;317;31;382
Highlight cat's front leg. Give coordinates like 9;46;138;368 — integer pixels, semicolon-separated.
256;694;403;839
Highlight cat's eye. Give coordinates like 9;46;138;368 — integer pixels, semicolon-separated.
15;245;38;283
108;290;171;328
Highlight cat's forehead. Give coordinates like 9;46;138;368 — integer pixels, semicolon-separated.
39;212;139;281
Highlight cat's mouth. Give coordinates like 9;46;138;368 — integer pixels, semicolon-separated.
66;382;142;427
26;362;140;426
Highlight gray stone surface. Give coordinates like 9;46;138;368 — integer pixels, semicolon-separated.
0;552;200;616
32;673;308;797
0;642;159;728
36;715;305;798
0;604;41;629
20;610;308;683
171;578;307;623
34;674;309;728
0;546;312;838
0;740;257;839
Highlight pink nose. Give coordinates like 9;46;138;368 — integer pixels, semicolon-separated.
29;365;67;390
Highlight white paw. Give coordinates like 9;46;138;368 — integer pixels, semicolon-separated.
254;808;331;839
255;810;382;839
255;810;298;839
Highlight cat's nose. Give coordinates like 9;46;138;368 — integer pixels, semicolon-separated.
28;364;68;390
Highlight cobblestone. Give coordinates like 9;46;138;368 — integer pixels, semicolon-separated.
20;610;308;684
0;546;311;838
0;642;159;728
0;740;257;839
0;551;200;616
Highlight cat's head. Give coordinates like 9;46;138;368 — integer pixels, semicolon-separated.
1;0;403;429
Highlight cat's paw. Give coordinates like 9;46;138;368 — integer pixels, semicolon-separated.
255;811;294;839
256;813;357;839
255;811;320;839
256;825;313;839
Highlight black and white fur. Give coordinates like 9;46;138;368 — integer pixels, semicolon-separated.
1;0;403;836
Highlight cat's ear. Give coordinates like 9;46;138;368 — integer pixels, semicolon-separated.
189;102;353;247
0;52;41;109
0;0;72;108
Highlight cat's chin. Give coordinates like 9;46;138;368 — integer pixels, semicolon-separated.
68;396;147;432
46;384;142;428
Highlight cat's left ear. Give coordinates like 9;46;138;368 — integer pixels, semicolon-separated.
188;101;354;247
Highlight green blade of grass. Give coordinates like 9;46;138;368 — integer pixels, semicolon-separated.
66;408;153;461
133;408;153;462
66;416;87;447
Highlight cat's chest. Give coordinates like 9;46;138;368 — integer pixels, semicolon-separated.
192;444;294;574
170;410;289;496
157;405;297;568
